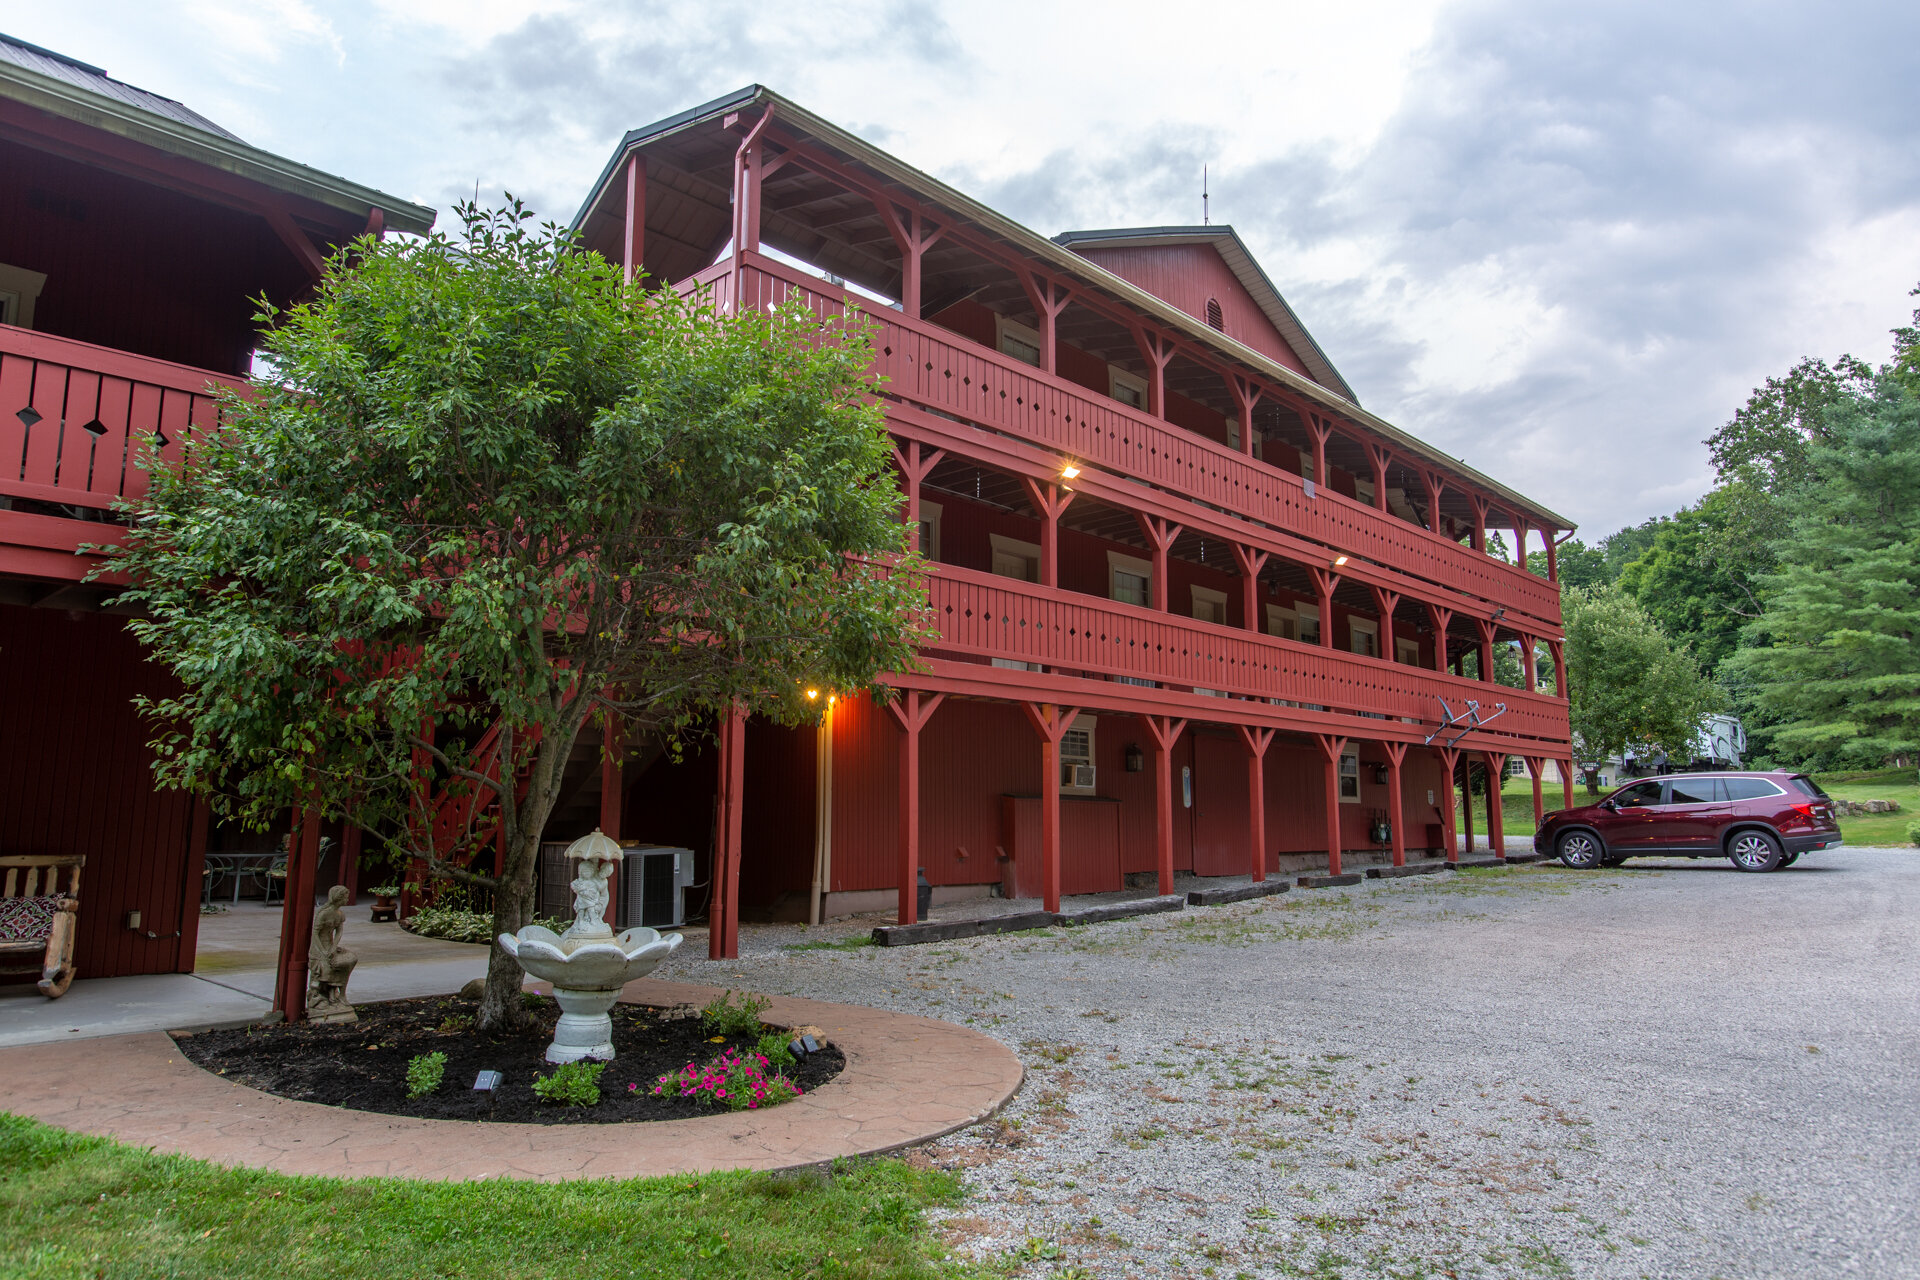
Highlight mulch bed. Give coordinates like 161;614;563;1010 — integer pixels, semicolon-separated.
171;995;843;1125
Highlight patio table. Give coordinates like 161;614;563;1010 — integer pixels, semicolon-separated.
202;852;284;906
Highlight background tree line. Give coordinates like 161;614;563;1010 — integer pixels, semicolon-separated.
1533;282;1920;778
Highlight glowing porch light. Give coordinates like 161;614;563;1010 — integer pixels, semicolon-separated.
1332;554;1350;567
1059;463;1081;481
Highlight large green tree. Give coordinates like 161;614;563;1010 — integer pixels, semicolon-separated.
1562;584;1720;791
1614;489;1760;672
109;204;929;1029
1725;378;1920;768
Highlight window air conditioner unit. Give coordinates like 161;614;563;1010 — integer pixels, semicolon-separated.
537;842;692;929
1067;764;1096;789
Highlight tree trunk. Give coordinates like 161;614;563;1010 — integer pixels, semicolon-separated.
474;704;592;1034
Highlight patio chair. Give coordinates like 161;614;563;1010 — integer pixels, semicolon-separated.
0;855;85;998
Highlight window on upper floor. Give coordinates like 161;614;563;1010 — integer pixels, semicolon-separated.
1108;365;1147;410
0;263;47;329
1396;636;1422;666
917;499;942;562
1265;603;1299;642
1297;602;1321;646
1108;550;1154;609
1339;748;1361;803
1349;617;1379;658
1205;297;1224;331
1354;476;1376;506
996;315;1042;367
1191;585;1228;626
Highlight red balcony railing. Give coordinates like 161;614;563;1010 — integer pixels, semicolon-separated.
0;326;239;513
924;564;1569;747
715;252;1562;631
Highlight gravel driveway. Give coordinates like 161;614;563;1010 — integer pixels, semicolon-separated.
688;848;1920;1278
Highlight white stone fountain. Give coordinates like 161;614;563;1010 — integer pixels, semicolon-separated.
499;829;683;1064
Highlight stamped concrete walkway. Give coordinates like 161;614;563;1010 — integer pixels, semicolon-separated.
0;978;1023;1181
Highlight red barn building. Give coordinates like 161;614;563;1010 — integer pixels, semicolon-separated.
0;35;433;983
569;88;1579;956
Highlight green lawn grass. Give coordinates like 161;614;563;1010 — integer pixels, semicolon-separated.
0;1114;976;1279
1812;767;1919;847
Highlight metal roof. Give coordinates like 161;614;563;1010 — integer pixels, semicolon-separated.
573;86;1571;532
0;32;434;236
1052;225;1358;404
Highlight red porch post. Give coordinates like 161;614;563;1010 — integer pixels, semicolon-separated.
873;200;946;320
1549;639;1568;701
1137;514;1182;612
893;441;946;551
1433;746;1462;863
1135;330;1176;419
1309;566;1339;651
1475;617;1497;683
1370;585;1400;661
1018;269;1073;375
1305;415;1333;493
622;152;646;287
1427;603;1453;673
1229;374;1263;457
1470;494;1489;554
728;107;773;258
1022;703;1081;913
1365;442;1391;511
1545;532;1560;584
1022;478;1077;590
1421;469;1446;533
886;691;945;924
1236;725;1275;882
1383;741;1409;867
1137;715;1186;896
709;701;747;960
1314;734;1348;875
1232;543;1269;630
1459;757;1476;854
1514;518;1531;570
1563;757;1577;809
1482;752;1508;856
1525;756;1547;829
273;805;322;1021
600;708;624;929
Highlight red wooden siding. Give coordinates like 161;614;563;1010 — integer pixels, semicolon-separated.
1073;243;1317;381
0;605;195;979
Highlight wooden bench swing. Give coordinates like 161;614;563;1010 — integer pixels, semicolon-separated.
1;855;85;998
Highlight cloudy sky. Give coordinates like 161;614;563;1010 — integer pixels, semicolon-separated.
15;0;1919;537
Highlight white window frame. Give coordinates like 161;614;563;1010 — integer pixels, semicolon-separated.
0;263;48;330
1395;635;1421;666
917;498;942;562
1297;602;1321;647
990;534;1043;671
1107;550;1154;608
1059;714;1097;795
996;315;1042;367
1190;584;1229;626
1108;365;1148;410
1265;603;1299;642
1224;415;1241;453
1349;617;1379;658
1339;747;1362;804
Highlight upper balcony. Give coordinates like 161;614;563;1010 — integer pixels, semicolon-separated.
0;324;239;586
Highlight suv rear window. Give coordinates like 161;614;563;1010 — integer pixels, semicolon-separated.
1788;775;1830;799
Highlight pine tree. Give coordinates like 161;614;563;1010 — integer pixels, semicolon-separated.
1727;379;1920;767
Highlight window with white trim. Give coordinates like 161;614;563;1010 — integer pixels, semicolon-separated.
1108;550;1154;608
1297;602;1321;647
917;499;942;562
1355;476;1376;507
1349;617;1378;658
1108;365;1148;410
1060;715;1097;794
1396;636;1421;666
1339;748;1361;803
1190;584;1229;627
990;534;1043;671
1265;603;1299;642
0;263;48;329
996;315;1042;367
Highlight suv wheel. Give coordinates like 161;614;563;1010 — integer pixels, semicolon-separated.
1556;830;1605;869
1728;829;1785;873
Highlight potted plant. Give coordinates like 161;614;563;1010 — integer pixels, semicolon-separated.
367;885;400;923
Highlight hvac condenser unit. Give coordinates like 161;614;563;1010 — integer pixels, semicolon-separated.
537;842;692;929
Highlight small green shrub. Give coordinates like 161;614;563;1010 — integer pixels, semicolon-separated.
405;1051;446;1099
755;1031;796;1069
521;989;550;1010
406;906;567;944
701;990;770;1038
533;1060;606;1107
1906;820;1920;847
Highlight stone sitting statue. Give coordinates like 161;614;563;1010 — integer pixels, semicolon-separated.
306;884;359;1023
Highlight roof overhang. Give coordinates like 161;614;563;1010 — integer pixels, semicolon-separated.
0;56;435;236
572;87;1571;533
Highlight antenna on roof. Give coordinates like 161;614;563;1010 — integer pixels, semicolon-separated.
1202;165;1209;226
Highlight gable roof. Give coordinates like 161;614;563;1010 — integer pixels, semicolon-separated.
1052;226;1356;404
0;31;434;235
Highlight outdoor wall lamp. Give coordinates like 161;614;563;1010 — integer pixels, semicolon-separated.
1372;762;1390;785
1124;743;1145;773
1332;554;1350;567
1060;463;1081;480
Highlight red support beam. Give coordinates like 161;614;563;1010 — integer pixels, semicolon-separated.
1427;602;1454;674
1459;756;1475;855
1545;531;1561;584
1021;477;1077;589
1549;639;1568;703
1315;734;1348;875
1228;374;1262;457
1137;514;1182;612
892;440;946;551
1365;442;1392;512
1308;567;1339;650
1305;414;1333;494
622;152;647;288
1482;752;1509;857
873;199;947;321
1433;746;1462;862
1475;616;1498;683
1370;585;1400;663
1134;329;1176;419
1237;725;1275;882
1421;469;1447;534
1232;543;1269;631
886;691;946;924
710;701;747;960
1513;518;1531;570
274;806;322;1021
1137;715;1187;896
727;107;775;260
1021;702;1081;913
1018;268;1074;376
1525;756;1547;829
1469;494;1490;554
1383;740;1409;867
1563;756;1577;810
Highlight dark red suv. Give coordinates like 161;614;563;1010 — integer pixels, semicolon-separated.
1536;771;1842;872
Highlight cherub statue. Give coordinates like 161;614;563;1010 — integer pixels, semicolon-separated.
306;884;359;1023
